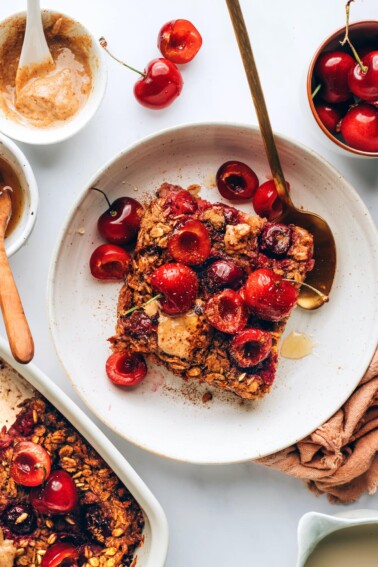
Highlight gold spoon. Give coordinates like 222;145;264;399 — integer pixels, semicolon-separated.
225;0;336;309
0;187;34;363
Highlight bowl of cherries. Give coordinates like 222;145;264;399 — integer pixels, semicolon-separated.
307;9;378;157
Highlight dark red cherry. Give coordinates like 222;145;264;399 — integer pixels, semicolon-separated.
89;244;131;280
150;263;198;314
314;51;355;103
164;189;198;216
204;259;244;292
243;268;298;321
168;219;211;265
2;503;37;535
30;470;78;515
348;51;378;106
158;19;202;64
315;101;346;133
340;104;378;152
95;189;143;245
252;180;290;221
134;58;183;109
260;223;292;256
216;161;259;200
205;289;248;334
230;328;272;367
106;352;147;387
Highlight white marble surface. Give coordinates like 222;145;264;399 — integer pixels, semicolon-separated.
0;1;377;565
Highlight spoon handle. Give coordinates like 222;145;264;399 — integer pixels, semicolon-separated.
0;243;34;364
19;0;53;69
225;0;293;207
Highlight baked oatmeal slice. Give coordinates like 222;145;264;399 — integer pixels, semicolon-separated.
111;183;314;400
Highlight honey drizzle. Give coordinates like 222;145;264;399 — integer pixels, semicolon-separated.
280;330;313;360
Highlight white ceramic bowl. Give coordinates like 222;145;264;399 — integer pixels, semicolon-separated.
0;132;38;256
0;335;168;567
48;122;378;464
0;10;107;145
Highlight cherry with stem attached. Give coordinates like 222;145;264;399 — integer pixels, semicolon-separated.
99;37;183;109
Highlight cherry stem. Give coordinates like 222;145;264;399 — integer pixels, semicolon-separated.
340;0;368;73
283;278;329;304
311;83;322;99
99;37;145;77
121;294;162;317
91;187;112;209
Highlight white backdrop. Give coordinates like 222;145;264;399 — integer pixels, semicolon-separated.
0;1;377;566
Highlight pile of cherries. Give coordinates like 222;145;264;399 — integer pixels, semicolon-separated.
1;439;80;567
90;157;299;388
100;19;202;109
313;42;378;152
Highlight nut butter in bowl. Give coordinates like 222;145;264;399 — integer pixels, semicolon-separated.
0;10;107;145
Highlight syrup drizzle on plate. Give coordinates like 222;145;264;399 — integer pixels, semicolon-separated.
281;330;313;360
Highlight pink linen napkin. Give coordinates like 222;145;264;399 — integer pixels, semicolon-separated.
255;348;378;503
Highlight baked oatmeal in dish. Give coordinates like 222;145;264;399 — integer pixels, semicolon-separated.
111;183;314;400
0;392;144;566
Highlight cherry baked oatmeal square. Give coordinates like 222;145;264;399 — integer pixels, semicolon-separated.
111;183;314;400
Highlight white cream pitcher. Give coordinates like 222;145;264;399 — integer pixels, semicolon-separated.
296;509;378;567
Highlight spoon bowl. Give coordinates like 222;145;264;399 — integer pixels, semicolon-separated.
226;0;336;309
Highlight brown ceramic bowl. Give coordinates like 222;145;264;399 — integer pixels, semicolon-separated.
307;21;378;158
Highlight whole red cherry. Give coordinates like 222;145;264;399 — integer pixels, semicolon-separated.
150;263;198;314
348;51;378;106
158;19;202;64
106;352;147;387
314;102;345;134
252;180;290;220
204;259;244;292
243;268;298;321
41;543;79;567
216;161;259;201
340;104;378;152
134;58;183;109
30;470;78;515
100;38;183;110
89;244;131;280
230;328;272;367
205;289;248;334
168;219;211;265
94;189;143;245
314;51;355;103
10;441;51;487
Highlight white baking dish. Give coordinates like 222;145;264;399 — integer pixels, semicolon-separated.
0;335;168;567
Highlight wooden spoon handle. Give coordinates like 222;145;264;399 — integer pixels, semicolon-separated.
0;244;34;364
225;0;293;207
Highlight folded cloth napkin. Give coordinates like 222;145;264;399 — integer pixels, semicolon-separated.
255;348;378;504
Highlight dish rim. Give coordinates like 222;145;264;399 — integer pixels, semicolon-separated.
0;335;169;566
46;120;378;464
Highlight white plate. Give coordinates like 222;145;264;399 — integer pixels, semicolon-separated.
0;336;168;567
47;122;378;464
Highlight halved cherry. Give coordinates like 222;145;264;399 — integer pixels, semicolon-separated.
164;189;198;216
106;352;147;387
252;180;290;220
205;289;248;334
41;543;79;567
243;268;298;321
204;260;244;292
158;19;202;64
150;263;198;314
216;161;259;201
230;328;272;367
10;441;51;487
30;470;78;515
89;244;131;280
168;219;211;265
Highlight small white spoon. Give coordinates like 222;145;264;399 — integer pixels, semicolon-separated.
16;0;54;88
